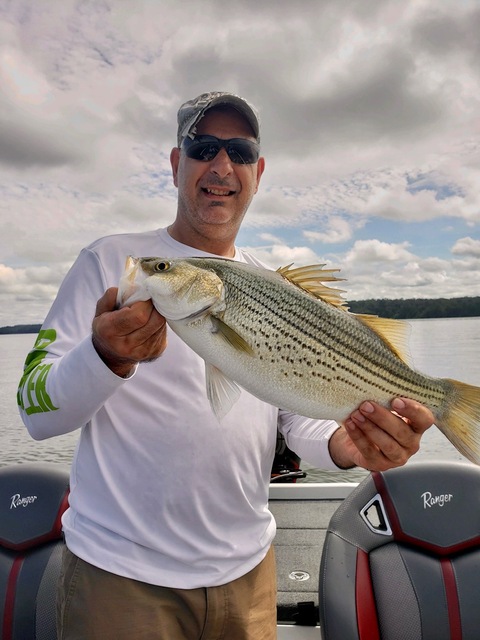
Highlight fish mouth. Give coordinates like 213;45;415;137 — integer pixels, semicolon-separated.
117;256;145;307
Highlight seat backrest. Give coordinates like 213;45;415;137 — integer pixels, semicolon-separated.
319;461;480;640
0;463;69;640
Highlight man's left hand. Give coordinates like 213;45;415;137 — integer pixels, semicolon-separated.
329;398;434;471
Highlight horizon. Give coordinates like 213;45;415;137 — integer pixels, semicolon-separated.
1;294;478;330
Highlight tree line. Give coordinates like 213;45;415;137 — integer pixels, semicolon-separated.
348;296;480;319
0;324;42;334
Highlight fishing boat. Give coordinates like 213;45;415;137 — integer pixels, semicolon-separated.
0;461;348;639
2;460;480;639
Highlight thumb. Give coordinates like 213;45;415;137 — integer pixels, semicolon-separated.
95;288;119;317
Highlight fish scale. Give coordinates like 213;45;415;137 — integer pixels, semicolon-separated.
118;255;480;464
214;260;449;410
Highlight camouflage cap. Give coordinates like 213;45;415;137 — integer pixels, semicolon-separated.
177;91;260;147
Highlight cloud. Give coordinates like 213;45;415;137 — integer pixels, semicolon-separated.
334;240;480;301
0;262;67;324
303;218;353;244
451;237;480;257
0;50;85;168
242;234;321;269
345;239;416;264
0;0;479;325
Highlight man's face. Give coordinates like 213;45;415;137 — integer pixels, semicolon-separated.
170;107;265;246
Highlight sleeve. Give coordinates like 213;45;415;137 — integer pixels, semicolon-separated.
17;247;129;440
277;410;344;471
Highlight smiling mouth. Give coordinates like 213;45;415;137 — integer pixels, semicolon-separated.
202;187;236;197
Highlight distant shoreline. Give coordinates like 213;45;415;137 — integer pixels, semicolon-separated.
0;324;42;334
1;296;479;334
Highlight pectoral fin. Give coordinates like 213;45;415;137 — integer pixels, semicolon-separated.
205;363;242;419
211;317;254;355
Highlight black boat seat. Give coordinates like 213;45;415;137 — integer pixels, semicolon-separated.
319;460;480;640
0;463;69;640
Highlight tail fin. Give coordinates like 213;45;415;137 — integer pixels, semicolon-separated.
437;379;480;465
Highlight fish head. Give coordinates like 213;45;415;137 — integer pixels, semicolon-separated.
120;257;224;321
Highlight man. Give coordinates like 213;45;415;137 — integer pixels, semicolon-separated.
18;92;433;639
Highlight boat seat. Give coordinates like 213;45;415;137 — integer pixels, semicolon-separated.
0;463;69;640
319;461;480;640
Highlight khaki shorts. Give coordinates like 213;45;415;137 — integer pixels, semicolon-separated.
57;546;277;640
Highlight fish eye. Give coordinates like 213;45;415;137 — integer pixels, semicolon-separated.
154;261;171;272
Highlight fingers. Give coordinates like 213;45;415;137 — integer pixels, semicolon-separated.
95;288;159;338
343;398;435;471
92;288;167;376
344;414;409;470
390;397;435;434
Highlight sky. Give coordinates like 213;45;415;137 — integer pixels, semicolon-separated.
0;0;479;327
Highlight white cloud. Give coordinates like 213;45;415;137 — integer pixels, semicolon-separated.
242;235;321;270
303;218;353;244
452;237;480;257
0;262;67;324
345;239;416;264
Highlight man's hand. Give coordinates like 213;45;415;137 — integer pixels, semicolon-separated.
92;288;167;377
329;398;434;471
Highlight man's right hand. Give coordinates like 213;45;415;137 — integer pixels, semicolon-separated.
92;287;167;377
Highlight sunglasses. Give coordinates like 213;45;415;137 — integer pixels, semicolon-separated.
182;135;260;165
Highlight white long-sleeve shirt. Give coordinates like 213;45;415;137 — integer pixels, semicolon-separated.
18;227;340;588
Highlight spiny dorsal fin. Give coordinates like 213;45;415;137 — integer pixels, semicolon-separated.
277;263;348;310
356;314;411;364
277;263;410;363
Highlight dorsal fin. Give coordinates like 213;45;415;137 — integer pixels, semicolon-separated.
277;263;410;363
276;263;348;310
356;314;411;363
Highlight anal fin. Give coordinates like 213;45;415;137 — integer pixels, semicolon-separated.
205;363;242;420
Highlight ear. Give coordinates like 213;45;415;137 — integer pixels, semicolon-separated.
170;147;180;187
254;156;266;194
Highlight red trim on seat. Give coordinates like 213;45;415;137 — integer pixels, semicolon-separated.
355;549;381;640
2;555;24;640
441;558;462;640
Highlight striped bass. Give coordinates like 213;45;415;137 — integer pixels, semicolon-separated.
118;256;480;464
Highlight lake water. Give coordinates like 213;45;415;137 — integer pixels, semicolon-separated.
1;317;480;481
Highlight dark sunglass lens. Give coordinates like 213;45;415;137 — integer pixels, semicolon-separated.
227;148;248;164
186;141;220;162
227;142;259;164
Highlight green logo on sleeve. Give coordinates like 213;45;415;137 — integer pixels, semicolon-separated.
17;329;59;415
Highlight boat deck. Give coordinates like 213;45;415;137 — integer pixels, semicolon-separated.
269;482;357;629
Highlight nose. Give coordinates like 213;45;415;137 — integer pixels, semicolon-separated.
209;148;234;178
